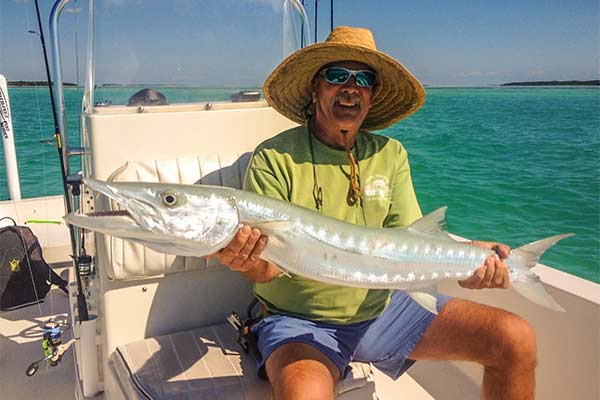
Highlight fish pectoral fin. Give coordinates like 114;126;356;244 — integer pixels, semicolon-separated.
406;290;440;315
254;221;293;233
278;270;293;279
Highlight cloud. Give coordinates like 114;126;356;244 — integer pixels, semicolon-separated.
64;7;82;14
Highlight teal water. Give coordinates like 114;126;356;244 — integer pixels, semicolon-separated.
1;87;598;283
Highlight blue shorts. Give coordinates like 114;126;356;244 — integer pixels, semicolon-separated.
251;291;452;380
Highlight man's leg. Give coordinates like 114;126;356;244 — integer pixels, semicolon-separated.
266;342;340;400
409;298;537;400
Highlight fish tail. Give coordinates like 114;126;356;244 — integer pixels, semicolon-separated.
511;278;565;312
510;233;574;270
508;233;574;312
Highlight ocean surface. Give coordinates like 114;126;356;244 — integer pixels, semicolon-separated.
1;86;598;283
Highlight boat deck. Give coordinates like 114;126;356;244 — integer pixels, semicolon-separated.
0;265;439;399
0;265;75;400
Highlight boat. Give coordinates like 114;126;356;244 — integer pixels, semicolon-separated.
0;1;598;399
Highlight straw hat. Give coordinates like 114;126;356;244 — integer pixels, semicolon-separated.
263;26;426;131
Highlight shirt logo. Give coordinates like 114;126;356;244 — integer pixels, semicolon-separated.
363;175;390;201
9;258;20;272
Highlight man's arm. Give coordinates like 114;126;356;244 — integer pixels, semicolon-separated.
384;142;511;290
212;225;281;283
215;146;289;283
459;241;511;289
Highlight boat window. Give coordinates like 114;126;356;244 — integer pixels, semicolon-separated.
88;0;307;110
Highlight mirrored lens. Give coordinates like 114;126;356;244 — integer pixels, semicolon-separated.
355;71;376;87
323;68;376;87
324;68;351;84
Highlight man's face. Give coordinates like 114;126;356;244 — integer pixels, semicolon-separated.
311;61;374;133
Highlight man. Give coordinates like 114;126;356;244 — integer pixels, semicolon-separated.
213;27;536;400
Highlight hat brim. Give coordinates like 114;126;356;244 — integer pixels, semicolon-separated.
263;43;426;131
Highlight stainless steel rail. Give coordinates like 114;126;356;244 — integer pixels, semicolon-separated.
290;0;312;46
48;0;70;173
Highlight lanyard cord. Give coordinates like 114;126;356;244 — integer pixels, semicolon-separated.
307;124;324;211
307;125;365;222
341;130;362;207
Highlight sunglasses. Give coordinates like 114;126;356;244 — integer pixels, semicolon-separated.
321;67;377;88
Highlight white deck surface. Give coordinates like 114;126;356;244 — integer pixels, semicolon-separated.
0;266;75;400
0;265;437;400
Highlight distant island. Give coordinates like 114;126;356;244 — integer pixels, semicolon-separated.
8;81;78;87
501;80;599;86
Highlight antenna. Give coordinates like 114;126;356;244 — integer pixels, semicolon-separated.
301;0;305;47
314;0;318;42
330;0;333;32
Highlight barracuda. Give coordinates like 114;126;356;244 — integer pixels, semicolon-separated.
65;178;573;313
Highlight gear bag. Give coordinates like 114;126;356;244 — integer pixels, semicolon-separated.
0;217;68;311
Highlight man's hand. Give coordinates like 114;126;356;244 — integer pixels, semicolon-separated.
213;225;268;272
459;241;511;289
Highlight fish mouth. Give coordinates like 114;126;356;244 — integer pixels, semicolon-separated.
83;178;159;223
64;179;162;240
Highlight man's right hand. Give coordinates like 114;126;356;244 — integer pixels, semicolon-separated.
214;225;269;273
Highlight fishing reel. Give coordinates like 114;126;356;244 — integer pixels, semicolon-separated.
25;319;74;377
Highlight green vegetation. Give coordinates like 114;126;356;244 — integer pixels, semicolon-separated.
8;81;78;87
502;80;599;86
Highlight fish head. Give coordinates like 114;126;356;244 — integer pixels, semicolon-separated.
65;178;240;256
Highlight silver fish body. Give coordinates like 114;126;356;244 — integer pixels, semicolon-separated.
65;179;572;312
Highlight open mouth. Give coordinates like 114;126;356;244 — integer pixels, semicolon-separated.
85;209;132;218
334;96;361;110
83;179;158;221
64;179;162;240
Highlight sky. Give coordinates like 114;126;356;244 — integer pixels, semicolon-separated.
0;0;598;87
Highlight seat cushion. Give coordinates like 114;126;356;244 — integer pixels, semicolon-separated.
110;323;376;399
102;152;251;280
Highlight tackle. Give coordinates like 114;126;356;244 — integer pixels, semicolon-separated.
65;179;573;314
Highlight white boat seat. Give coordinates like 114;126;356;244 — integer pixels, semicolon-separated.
110;323;376;400
104;152;252;280
103;152;378;399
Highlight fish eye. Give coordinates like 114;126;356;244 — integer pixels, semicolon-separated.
161;191;179;207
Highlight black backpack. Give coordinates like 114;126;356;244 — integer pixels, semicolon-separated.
0;217;68;311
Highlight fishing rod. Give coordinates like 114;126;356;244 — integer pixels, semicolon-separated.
32;0;89;322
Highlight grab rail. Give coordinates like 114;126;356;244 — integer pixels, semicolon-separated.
49;0;71;173
49;0;86;173
290;0;312;46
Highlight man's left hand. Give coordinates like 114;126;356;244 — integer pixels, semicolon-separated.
458;241;511;289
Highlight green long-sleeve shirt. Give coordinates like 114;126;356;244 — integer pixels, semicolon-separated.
243;126;422;323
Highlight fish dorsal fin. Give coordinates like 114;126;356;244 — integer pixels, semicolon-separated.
408;207;448;235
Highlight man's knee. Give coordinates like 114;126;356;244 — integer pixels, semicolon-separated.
266;342;339;400
492;313;537;368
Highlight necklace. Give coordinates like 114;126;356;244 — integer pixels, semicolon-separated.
307;127;324;211
307;125;365;223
